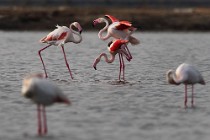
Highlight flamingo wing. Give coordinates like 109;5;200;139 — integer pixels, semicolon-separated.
115;21;132;30
105;15;119;23
109;39;129;52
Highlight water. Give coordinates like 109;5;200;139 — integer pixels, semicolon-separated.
0;31;210;140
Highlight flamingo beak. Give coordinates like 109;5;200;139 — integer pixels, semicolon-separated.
92;20;98;27
93;66;97;70
79;29;83;34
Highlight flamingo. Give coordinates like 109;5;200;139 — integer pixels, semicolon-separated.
166;63;205;108
93;15;139;60
93;15;139;45
93;39;131;81
21;73;70;136
39;22;83;79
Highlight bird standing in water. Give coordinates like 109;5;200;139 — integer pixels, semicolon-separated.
166;63;205;108
39;22;83;79
21;73;70;136
93;39;131;81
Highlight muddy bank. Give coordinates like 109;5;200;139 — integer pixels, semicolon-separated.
0;6;210;31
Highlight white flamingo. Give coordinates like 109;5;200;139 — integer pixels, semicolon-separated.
21;73;70;136
93;15;139;45
39;22;83;79
93;39;131;81
166;63;205;108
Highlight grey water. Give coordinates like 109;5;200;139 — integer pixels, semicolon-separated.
0;31;210;140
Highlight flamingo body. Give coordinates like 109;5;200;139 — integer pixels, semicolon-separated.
167;63;205;85
22;73;70;105
108;39;129;53
40;24;82;46
21;73;70;135
166;63;205;107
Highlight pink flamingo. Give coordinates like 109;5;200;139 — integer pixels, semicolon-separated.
21;73;70;136
93;39;131;81
93;15;139;45
166;63;205;108
93;15;139;59
39;22;83;79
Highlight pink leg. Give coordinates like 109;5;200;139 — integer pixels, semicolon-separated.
184;85;188;108
124;44;132;60
61;45;73;79
38;44;52;78
121;53;125;81
191;85;194;107
118;53;122;81
43;106;48;135
119;48;131;61
37;105;42;136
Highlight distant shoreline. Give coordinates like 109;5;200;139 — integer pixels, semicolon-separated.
0;6;210;31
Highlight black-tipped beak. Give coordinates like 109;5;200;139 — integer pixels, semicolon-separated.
92;22;95;27
94;66;97;70
79;30;82;34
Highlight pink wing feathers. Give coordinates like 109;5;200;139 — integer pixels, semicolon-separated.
40;25;69;45
115;21;133;30
105;15;119;23
109;39;129;52
105;15;135;31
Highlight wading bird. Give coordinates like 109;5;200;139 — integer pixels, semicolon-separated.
93;15;139;45
93;39;131;81
39;22;83;79
21;73;70;136
166;63;205;108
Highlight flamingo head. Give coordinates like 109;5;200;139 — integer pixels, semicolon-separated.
92;18;105;27
166;70;180;85
72;22;83;34
25;73;45;79
93;58;100;70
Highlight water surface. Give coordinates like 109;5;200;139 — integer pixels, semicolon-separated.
0;31;210;140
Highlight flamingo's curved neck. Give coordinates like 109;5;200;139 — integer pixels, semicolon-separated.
93;53;116;69
70;24;82;43
100;53;115;63
98;19;110;40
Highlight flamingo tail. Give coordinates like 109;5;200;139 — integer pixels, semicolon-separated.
129;36;140;46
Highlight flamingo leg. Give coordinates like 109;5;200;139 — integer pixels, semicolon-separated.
121;53;125;81
37;105;42;136
61;45;73;79
38;44;52;78
119;48;131;61
118;53;122;81
43;106;48;135
124;44;132;60
184;85;188;108
191;85;194;107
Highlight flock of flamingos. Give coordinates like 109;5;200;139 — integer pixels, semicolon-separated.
21;15;205;136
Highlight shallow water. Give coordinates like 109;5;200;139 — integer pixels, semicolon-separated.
0;31;210;140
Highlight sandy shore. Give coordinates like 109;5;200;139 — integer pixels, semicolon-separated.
0;6;210;31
